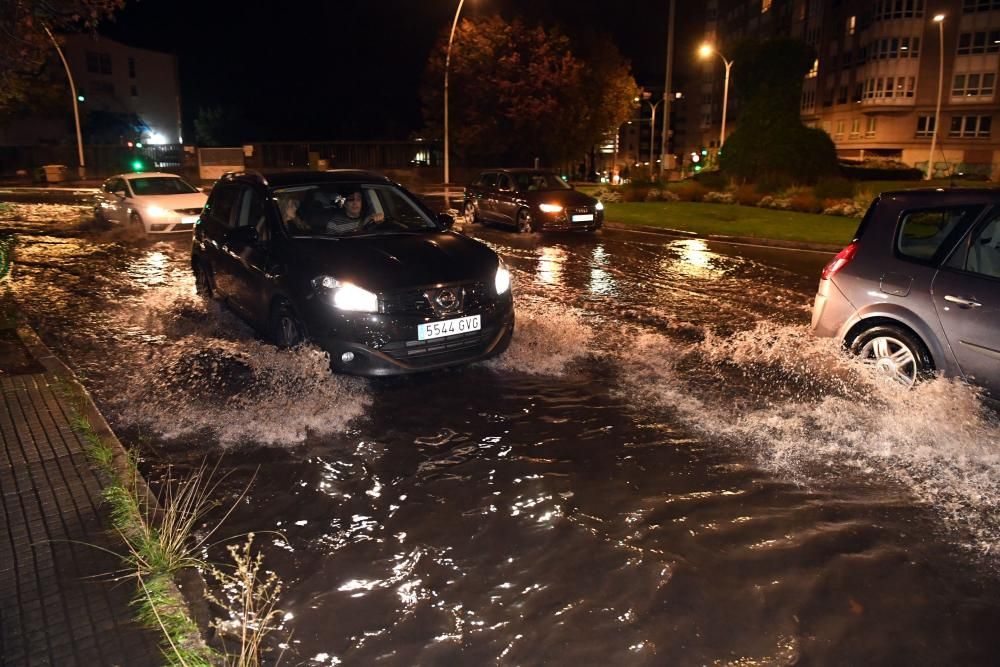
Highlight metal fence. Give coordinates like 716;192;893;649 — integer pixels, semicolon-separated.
249;141;440;171
0;144;183;178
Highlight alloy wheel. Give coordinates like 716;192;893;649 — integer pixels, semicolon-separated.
858;335;918;387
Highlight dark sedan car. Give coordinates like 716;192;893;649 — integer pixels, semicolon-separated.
464;169;604;233
191;170;514;376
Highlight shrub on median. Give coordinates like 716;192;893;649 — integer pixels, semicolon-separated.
674;181;708;202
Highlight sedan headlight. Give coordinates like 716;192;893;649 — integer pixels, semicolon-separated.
595;201;604;211
494;261;511;295
312;276;378;312
538;203;563;214
145;204;171;219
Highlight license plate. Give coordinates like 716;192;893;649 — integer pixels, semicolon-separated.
418;314;481;341
571;213;594;222
181;215;199;224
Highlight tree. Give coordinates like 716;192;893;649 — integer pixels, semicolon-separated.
193;105;246;147
0;0;125;112
719;38;838;186
421;16;639;166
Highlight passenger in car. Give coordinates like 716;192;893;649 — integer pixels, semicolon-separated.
280;197;309;231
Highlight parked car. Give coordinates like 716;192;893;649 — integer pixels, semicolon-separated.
464;169;604;233
811;189;999;396
94;172;207;235
191;170;515;376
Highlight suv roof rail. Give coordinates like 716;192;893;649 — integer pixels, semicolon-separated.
220;170;269;186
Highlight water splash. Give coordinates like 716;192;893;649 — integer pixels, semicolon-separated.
485;297;592;376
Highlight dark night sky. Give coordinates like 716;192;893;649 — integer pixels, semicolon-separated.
100;0;702;142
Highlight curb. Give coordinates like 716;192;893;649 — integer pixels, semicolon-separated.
602;221;844;253
12;319;215;654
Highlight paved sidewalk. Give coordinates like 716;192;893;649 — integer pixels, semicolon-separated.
0;324;162;665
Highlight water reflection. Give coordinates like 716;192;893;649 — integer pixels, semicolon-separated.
537;246;566;287
589;244;616;296
667;238;724;280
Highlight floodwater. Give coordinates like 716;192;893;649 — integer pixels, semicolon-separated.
2;200;1000;666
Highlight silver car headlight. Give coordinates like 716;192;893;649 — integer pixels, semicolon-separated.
595;200;604;211
312;276;378;312
494;261;511;295
144;204;174;220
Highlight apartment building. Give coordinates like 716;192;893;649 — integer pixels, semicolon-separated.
688;0;1000;178
0;33;182;147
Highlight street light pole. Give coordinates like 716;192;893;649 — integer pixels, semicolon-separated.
699;45;733;160
926;14;946;181
648;99;663;168
44;26;86;180
444;0;467;201
659;0;676;179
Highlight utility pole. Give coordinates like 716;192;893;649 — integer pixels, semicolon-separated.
659;0;676;180
45;27;86;180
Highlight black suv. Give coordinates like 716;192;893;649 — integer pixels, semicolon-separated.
191;170;514;376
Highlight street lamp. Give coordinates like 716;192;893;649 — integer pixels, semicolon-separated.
639;94;664;169
698;43;734;159
444;0;468;202
612;120;633;184
926;13;946;181
44;26;86;180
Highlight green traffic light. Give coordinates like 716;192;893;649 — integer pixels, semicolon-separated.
132;160;144;171
77;95;85;102
694;165;702;172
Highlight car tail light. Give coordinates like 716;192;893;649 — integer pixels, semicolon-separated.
821;242;858;280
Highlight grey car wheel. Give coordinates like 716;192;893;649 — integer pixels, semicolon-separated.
850;325;932;388
516;209;534;233
270;302;303;348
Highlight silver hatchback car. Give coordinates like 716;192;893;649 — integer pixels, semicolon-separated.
812;189;1000;396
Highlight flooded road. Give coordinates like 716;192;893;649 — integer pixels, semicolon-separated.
3;200;1000;665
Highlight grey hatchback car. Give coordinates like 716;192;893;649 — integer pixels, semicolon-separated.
812;189;999;395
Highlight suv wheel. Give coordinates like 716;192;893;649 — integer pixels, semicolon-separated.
193;260;214;298
516;209;534;233
465;200;479;223
849;325;932;388
270;302;303;348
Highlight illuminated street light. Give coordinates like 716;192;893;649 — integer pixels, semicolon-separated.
44;26;86;180
926;14;946;180
698;43;734;159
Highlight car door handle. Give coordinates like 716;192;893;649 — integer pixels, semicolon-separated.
944;295;982;308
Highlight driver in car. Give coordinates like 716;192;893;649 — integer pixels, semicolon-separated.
326;189;384;234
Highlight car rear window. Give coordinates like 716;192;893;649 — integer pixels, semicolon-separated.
896;206;981;264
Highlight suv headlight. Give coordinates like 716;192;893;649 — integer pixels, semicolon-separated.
595;201;604;211
494;261;511;295
312;276;378;312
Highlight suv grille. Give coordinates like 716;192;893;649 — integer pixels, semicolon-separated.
380;281;486;316
381;330;487;365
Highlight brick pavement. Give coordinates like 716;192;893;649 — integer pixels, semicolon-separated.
1;323;162;666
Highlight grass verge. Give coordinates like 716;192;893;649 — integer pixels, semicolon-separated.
604;201;858;246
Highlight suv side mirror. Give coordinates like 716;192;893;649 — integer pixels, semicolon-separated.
436;212;455;229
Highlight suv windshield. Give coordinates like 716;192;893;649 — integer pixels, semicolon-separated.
129;177;199;196
512;172;571;192
275;183;437;237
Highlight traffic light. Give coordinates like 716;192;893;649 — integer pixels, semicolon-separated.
690;151;701;164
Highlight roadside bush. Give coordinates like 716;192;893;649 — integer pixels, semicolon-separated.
757;195;793;210
597;189;622;203
732;184;763;206
692;170;727;191
674;181;708;202
814;177;855;201
822;199;865;217
704;190;735;204
622;185;651;202
840;164;924;181
786;187;823;213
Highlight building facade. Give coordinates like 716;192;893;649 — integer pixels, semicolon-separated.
688;0;1000;178
0;33;182;147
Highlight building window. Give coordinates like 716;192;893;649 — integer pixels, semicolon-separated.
837;85;848;105
873;0;925;20
128;57;136;78
801;88;816;111
847;15;856;36
806;59;819;78
835;120;845;138
85;52;111;75
130;85;138;97
963;0;1000;13
916;115;936;137
957;31;1000;55
762;0;772;12
99;53;111;75
869;36;920;59
949;115;992;137
952;72;996;98
850;118;861;137
866;116;878;137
